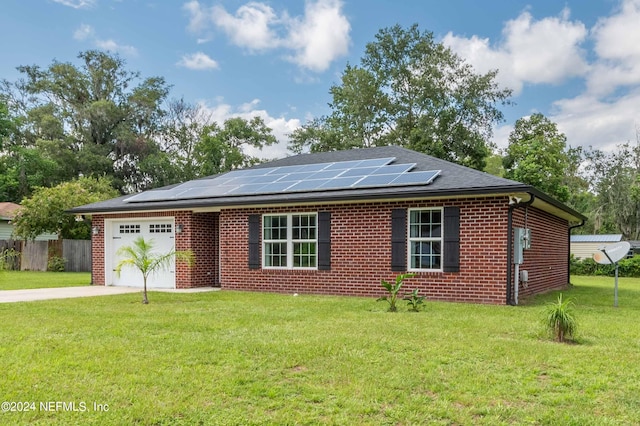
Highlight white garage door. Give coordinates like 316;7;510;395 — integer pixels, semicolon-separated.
110;219;176;289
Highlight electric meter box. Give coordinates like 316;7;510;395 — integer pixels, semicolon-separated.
514;228;531;264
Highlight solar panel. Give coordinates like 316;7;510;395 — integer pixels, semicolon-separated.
352;174;398;187
319;176;363;189
371;163;415;174
274;171;319;182
390;170;440;185
357;157;396;168
285;179;329;192
308;169;345;180
339;167;381;178
124;190;176;203
124;156;441;203
324;160;362;170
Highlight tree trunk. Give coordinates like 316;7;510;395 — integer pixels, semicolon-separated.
142;275;149;304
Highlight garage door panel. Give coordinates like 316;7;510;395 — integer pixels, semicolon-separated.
110;219;176;289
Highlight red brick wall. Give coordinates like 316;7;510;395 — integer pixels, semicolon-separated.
512;206;570;298
90;197;571;304
219;197;514;304
175;212;219;288
91;214;105;286
90;211;218;288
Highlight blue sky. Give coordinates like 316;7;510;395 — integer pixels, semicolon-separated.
1;0;639;159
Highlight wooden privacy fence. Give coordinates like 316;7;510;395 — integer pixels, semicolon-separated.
0;239;91;272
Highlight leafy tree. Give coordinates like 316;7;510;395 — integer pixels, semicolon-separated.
115;236;194;304
144;99;211;187
503;113;577;202
0;146;61;202
7;50;170;193
0;99;13;144
289;24;511;170
484;153;505;177
11;177;119;240
585;139;640;239
194;116;276;175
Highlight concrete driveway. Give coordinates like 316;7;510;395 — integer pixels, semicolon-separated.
0;286;218;303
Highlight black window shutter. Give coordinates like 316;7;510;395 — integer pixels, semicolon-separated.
317;212;331;270
391;209;407;271
248;214;260;269
443;207;460;273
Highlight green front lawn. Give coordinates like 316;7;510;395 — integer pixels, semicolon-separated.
0;271;91;290
1;275;639;424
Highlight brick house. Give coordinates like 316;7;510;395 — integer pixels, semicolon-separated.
70;146;586;305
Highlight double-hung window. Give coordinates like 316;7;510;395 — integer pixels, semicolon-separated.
263;213;317;269
408;208;443;271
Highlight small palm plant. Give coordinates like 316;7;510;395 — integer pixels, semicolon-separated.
377;273;415;312
545;293;577;342
115;237;194;304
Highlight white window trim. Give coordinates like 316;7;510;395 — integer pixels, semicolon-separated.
262;213;318;270
407;207;444;272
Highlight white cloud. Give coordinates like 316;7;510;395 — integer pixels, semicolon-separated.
284;0;351;72
72;24;137;57
199;98;301;159
443;8;588;95
443;2;640;152
95;39;138;56
550;91;640;151
211;2;280;51
587;0;640;95
177;52;219;70
73;24;94;41
53;0;95;9
183;0;351;72
183;0;210;34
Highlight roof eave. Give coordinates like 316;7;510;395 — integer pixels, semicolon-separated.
69;184;546;214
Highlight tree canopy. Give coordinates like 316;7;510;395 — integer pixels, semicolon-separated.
289;24;512;170
0;52;277;203
503;113;575;202
585;140;640;239
11;177;119;240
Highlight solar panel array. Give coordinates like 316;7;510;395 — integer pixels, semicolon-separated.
124;156;441;203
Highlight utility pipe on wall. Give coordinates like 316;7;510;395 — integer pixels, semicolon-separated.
506;193;535;306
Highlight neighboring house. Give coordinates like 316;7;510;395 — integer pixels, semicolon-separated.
70;146;586;305
570;234;633;260
0;202;57;241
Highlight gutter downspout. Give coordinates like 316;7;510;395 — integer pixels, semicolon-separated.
568;220;586;286
506;193;535;305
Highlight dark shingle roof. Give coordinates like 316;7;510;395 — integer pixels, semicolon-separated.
69;146;584;221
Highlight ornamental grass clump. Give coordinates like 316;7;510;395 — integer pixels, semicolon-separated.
545;293;577;343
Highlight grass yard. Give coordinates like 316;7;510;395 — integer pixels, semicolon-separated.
0;271;91;290
1;275;639;425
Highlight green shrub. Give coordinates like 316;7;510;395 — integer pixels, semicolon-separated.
403;288;425;312
571;254;640;278
0;248;20;271
377;273;415;312
545;293;577;343
47;256;67;272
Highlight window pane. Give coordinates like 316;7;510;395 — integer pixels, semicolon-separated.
265;242;287;267
293;242;316;268
410;241;441;270
264;215;287;240
292;214;316;240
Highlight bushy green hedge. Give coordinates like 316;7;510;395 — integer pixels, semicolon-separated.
570;254;640;277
